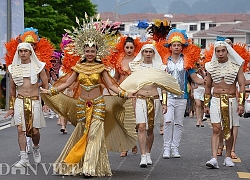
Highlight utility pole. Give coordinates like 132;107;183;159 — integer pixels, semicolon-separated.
6;0;11;110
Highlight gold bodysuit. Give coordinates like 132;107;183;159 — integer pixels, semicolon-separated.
72;63;105;91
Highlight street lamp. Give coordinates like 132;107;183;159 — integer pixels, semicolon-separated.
113;0;136;21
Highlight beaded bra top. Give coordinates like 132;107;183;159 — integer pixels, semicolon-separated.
8;63;44;86
205;60;240;85
71;63;106;92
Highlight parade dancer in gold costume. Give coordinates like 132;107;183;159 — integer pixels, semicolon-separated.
40;14;136;177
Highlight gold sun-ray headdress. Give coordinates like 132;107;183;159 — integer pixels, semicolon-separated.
64;13;117;61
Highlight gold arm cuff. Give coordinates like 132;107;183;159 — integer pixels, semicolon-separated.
118;89;128;99
9;96;16;110
238;92;245;106
48;87;59;96
162;92;167;105
204;94;211;107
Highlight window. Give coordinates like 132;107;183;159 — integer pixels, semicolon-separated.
189;25;197;31
200;23;205;30
120;24;125;31
201;39;206;49
209;24;216;28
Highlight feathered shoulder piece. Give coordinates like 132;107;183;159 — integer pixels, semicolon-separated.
204;42;250;72
182;40;201;70
155;39;171;65
163;39;201;70
4;37;19;67
203;43;214;66
34;38;54;70
4;27;54;70
233;43;250;72
61;47;81;73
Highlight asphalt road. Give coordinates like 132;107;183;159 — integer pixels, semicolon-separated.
0;114;250;180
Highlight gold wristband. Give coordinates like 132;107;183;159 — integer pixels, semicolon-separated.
238;92;245;106
162;92;167;105
48;87;59;96
204;94;211;107
118;89;128;99
9;96;16;110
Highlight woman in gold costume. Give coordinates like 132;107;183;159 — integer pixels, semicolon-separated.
40;15;135;177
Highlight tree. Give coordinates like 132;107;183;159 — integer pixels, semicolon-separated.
24;0;97;49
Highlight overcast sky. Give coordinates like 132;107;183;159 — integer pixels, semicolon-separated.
91;0;250;14
91;0;199;14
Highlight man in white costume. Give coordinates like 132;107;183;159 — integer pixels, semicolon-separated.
5;42;49;167
129;43;167;167
205;41;245;169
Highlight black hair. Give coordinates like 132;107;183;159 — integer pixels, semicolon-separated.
83;44;98;50
124;37;135;46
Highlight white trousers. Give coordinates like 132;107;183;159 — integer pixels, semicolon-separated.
163;98;187;150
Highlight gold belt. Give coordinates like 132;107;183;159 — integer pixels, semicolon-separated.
17;94;39;137
17;94;39;100
137;94;159;99
213;93;236;98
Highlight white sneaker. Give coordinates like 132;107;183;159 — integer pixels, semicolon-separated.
14;159;30;168
49;114;54;119
146;153;152;165
140;155;147;167
14;152;29;167
163;149;170;159
223;157;234;167
206;158;219;169
43;112;49;117
171;148;181;158
26;145;31;154
33;146;41;164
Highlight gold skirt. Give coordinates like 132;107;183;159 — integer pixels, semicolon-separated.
41;93;137;176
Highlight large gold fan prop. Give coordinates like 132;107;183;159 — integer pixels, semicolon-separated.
120;68;183;95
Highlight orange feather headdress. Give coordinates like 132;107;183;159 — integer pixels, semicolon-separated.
164;29;201;70
165;29;188;47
